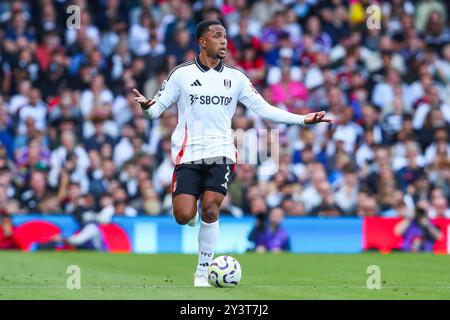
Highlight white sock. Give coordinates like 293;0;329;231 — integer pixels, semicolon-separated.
196;219;220;275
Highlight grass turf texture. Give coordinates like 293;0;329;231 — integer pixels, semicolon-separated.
0;252;449;300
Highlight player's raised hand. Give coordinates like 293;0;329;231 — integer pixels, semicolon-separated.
133;88;156;110
304;111;333;125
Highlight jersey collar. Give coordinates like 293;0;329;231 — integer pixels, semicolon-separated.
195;56;224;73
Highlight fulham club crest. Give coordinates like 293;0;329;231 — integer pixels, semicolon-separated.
224;79;232;89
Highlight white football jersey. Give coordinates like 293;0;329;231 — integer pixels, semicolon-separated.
143;56;306;165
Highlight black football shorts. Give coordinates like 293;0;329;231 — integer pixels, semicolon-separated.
171;157;235;198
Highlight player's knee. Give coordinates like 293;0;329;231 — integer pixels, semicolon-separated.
202;203;219;223
174;216;190;225
173;208;195;225
173;214;190;225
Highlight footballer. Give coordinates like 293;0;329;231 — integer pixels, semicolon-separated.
133;20;332;287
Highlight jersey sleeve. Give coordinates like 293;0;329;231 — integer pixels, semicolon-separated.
237;74;306;126
142;70;181;119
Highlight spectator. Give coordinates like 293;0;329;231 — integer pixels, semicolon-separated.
422;10;450;52
15;137;51;180
38;192;61;215
260;11;291;66
38;47;69;100
228;164;256;212
0;182;10;212
236;44;266;87
371;67;409;112
0;103;14;159
334;165;359;215
136;178;162;216
356;190;379;217
429;159;450;202
311;180;343;217
382;194;413;218
329;107;363;156
229;13;260;51
321;3;351;46
8;79;31;115
434;43;450;85
3;10;36;56
42;194;103;250
428;189;450;218
48;88;83;140
0;209;17;249
65;10;100;47
17;88;47;138
394;142;425;192
394;200;441;252
97;187;138;222
424;128;450;166
382;96;408;143
248;207;291;253
166;26;197;67
129;11;154;57
250;0;283;27
299;165;327;214
355;130;376;169
79;75;116;140
48;130;90;193
84;115;115;152
266;47;302;86
129;0;162;27
163;2;196;46
304;15;332;54
414;86;450;150
19;169;48;213
269;57;308;112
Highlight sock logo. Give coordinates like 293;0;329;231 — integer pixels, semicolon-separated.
200;252;212;257
199;263;209;267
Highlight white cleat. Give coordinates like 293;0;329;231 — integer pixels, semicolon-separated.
194;272;210;287
187;212;199;227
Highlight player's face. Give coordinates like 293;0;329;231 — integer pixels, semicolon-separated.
203;25;227;60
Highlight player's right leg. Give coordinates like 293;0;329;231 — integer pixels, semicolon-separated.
172;194;197;225
171;164;202;225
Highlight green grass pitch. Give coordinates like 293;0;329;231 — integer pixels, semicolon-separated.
0;251;449;300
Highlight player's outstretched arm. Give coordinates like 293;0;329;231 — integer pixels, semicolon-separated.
239;76;333;127
247;99;334;127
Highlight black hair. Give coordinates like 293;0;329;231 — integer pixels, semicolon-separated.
195;19;223;40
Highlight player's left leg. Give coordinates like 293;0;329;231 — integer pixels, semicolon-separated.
194;158;234;287
194;190;224;287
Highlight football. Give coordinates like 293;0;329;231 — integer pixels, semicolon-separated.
207;255;242;288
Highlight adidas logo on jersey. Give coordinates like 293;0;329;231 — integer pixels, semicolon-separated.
190;80;202;86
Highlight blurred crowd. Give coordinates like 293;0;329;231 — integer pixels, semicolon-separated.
0;0;449;223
